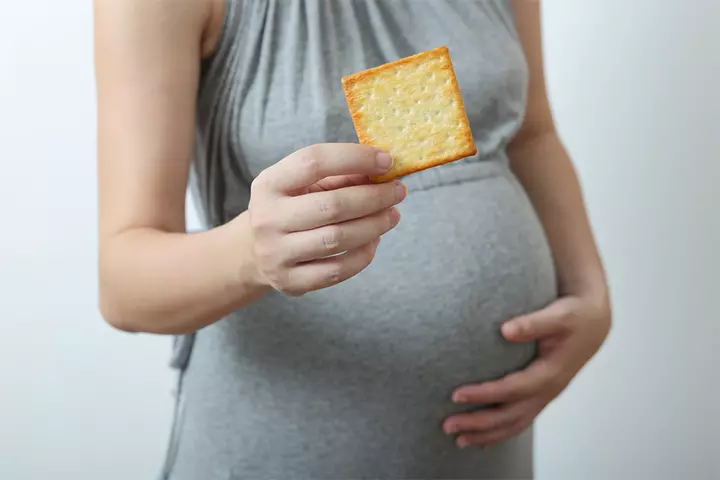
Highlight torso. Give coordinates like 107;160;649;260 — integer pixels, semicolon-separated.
166;1;557;478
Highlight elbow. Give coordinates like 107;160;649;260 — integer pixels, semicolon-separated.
98;289;140;333
98;283;199;336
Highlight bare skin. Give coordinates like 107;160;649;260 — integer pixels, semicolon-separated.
94;0;610;448
94;0;404;334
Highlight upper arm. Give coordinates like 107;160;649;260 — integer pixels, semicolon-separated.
509;0;556;146
93;0;210;241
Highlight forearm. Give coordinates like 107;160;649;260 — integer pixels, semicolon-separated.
508;131;608;303
99;212;269;334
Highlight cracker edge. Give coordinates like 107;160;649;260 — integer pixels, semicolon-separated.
341;46;477;183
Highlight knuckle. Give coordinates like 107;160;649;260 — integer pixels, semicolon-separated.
321;226;343;251
251;170;272;194
326;266;344;286
319;195;344;222
298;147;321;178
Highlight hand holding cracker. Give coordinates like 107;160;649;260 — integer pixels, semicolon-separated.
248;144;406;296
342;46;477;183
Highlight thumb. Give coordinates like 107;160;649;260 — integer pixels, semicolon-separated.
502;299;573;342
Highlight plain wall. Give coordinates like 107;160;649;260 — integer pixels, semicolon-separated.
0;1;717;479
537;2;719;479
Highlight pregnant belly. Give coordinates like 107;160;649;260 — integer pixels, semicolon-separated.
177;163;557;478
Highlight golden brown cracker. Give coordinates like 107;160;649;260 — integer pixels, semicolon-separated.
342;46;477;183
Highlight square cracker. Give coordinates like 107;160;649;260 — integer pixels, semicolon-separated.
342;46;477;183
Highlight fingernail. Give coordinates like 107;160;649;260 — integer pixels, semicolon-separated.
457;438;469;449
376;152;393;170
453;394;467;404
389;207;401;225
444;423;458;435
502;323;518;338
395;181;406;203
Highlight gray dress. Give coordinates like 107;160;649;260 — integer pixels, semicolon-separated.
163;1;557;478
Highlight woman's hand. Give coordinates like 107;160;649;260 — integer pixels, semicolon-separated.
247;143;406;297
443;291;611;449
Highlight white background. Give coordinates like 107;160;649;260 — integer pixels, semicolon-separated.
0;1;718;479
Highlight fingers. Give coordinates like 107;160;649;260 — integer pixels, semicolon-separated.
455;418;531;449
452;360;560;405
443;402;526;436
444;399;540;449
309;174;373;193
247;144;400;296
284;238;381;295
502;300;574;342
263;144;393;193
287;208;400;263
280;181;406;231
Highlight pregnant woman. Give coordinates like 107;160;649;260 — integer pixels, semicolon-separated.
94;0;611;478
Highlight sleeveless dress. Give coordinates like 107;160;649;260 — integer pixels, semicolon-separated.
162;1;557;478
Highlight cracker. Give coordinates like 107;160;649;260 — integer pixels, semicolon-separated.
342;46;477;183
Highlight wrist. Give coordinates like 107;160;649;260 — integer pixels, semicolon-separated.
223;212;271;293
559;268;610;308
